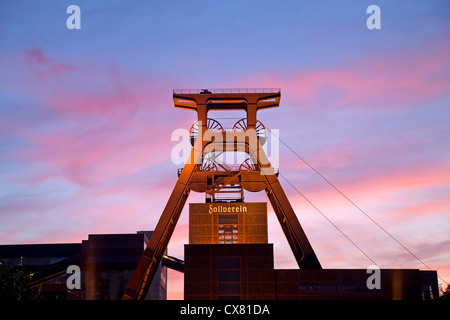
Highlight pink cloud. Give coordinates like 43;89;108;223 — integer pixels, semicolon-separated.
1;47;195;187
26;47;77;78
386;198;449;222
225;39;450;112
338;164;450;202
282;156;450;219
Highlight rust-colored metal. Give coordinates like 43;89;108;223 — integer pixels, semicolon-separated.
122;88;321;300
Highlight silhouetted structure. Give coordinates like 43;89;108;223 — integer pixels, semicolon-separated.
0;231;166;300
183;202;438;300
123;88;322;300
121;88;438;300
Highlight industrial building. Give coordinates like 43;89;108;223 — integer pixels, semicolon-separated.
0;231;167;300
184;202;438;300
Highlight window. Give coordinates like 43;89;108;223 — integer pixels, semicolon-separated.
217;257;241;300
218;269;240;282
219;215;238;224
218;215;238;244
299;283;377;295
218;295;240;300
218;283;241;295
218;257;240;269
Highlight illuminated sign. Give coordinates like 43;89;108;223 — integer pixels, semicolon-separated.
190;202;266;215
208;204;247;214
189;202;268;245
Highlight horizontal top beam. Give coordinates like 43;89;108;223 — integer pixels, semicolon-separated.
173;88;281;112
174;88;280;94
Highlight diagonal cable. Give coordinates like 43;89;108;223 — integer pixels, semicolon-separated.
279;172;378;267
268;127;448;285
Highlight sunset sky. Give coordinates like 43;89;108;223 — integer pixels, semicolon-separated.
0;1;449;299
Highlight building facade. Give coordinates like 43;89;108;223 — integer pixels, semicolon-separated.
84;231;166;300
0;231;166;300
189;202;267;245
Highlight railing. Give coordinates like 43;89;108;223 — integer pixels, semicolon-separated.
178;167;279;176
173;88;280;94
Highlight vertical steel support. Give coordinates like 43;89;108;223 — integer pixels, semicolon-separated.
265;181;322;269
250;139;322;269
122;146;201;300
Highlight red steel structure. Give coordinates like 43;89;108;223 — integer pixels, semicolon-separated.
122;89;321;300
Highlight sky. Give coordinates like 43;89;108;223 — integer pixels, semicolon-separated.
0;0;449;299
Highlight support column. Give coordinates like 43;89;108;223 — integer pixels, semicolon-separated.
122;145;201;300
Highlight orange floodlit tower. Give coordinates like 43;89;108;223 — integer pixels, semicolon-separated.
122;88;321;300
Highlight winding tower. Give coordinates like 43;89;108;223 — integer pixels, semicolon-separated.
122;88;321;300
